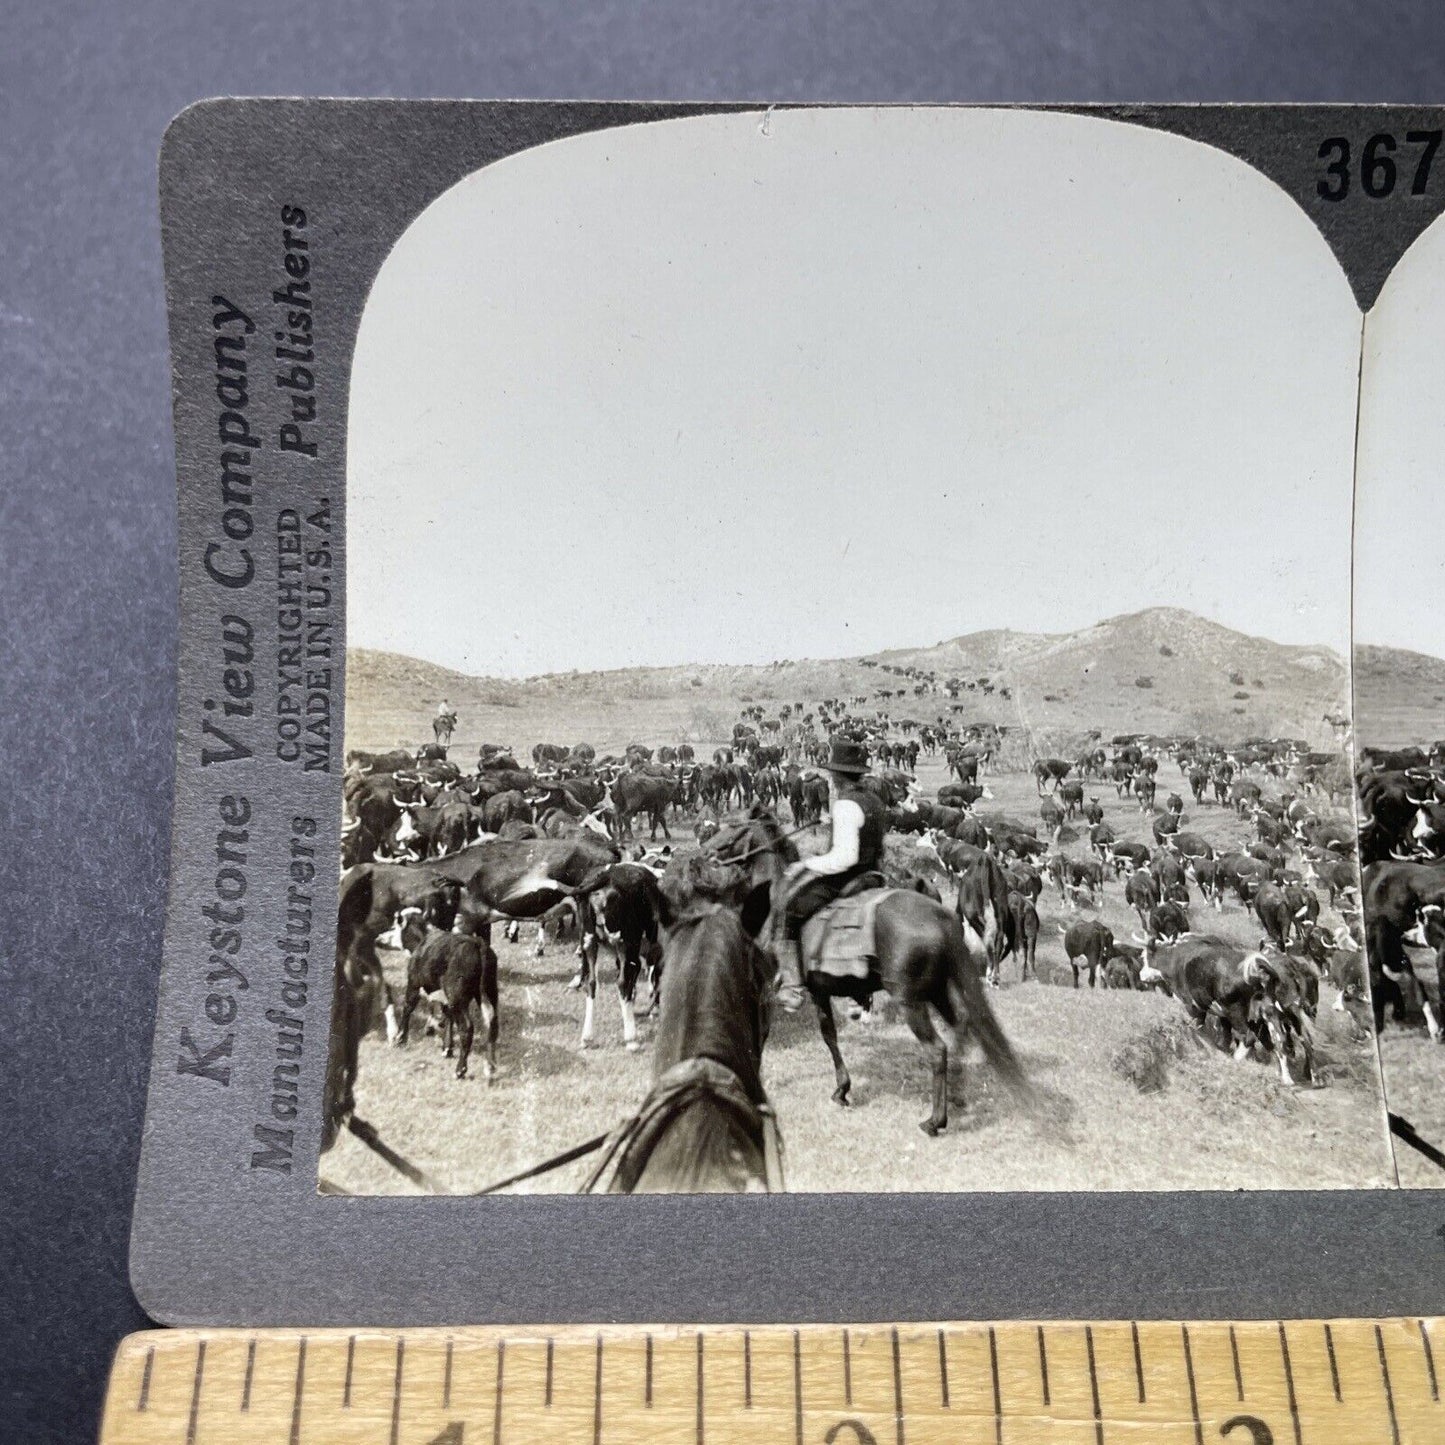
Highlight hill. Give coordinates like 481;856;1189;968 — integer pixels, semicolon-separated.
346;607;1349;759
1354;643;1445;746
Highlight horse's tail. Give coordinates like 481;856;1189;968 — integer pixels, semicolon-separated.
941;916;1032;1099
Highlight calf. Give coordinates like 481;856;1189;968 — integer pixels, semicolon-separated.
1058;919;1115;988
1083;797;1105;826
1040;797;1066;840
1058;781;1085;818
1124;868;1159;928
1104;941;1145;989
396;916;498;1080
1009;891;1040;980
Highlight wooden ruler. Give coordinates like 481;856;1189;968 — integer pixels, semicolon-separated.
100;1319;1441;1443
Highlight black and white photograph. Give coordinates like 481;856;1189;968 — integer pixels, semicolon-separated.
1353;213;1445;1187
323;108;1396;1195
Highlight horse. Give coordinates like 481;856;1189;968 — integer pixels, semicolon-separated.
433;710;457;748
701;806;1032;1136
581;884;782;1193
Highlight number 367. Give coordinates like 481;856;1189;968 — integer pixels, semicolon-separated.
1318;131;1442;201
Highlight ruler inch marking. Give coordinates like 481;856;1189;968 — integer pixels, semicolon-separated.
593;1333;603;1445
1182;1324;1203;1445
843;1326;852;1406
241;1338;256;1412
1130;1320;1145;1403
793;1329;803;1445
546;1336;554;1407
1377;1323;1402;1445
390;1337;405;1445
1084;1325;1103;1445
343;1334;355;1408
1278;1322;1302;1445
184;1339;205;1445
891;1326;904;1445
1228;1323;1244;1401
443;1336;453;1409
1323;1322;1341;1402
937;1327;950;1408
1037;1324;1051;1407
989;1325;1002;1445
696;1330;705;1445
492;1339;505;1445
136;1346;154;1413
742;1329;750;1409
288;1336;307;1445
1421;1318;1439;1401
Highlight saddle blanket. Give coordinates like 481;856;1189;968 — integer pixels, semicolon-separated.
799;888;892;981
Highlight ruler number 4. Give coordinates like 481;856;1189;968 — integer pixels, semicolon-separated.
1317;131;1442;201
427;1426;465;1445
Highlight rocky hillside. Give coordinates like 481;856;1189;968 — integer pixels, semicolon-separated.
346;608;1349;758
1355;643;1445;746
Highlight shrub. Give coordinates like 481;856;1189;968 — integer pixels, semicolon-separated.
1158;644;1173;657
1232;690;1250;700
1228;670;1245;686
1111;1022;1198;1093
1134;676;1154;689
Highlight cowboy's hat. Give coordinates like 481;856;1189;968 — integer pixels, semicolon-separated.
821;738;870;776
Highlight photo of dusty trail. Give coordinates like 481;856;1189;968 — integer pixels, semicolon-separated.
324;608;1395;1195
319;107;1403;1194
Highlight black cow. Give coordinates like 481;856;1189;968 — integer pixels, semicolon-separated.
1059;919;1115;988
956;851;1015;987
395;916;498;1080
1147;900;1190;943
1138;936;1314;1084
1033;758;1073;793
1009;891;1040;981
1124;869;1158;928
1361;860;1445;1035
608;773;677;841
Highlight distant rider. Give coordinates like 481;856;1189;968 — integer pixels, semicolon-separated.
774;738;886;1012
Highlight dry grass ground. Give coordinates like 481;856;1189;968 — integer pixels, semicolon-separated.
322;732;1397;1195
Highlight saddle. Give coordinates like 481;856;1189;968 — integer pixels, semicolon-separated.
799;873;890;981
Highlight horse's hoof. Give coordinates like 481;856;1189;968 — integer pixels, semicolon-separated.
919;1120;944;1137
625;1040;643;1054
832;1090;851;1107
566;974;583;990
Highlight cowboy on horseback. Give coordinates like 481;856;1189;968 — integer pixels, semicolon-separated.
433;698;458;748
774;737;887;1012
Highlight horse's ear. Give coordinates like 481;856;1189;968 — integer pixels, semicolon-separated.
740;882;773;939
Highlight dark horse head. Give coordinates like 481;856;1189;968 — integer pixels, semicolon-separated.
584;888;783;1193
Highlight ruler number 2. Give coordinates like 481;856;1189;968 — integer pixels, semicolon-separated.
427;1427;465;1445
1317;131;1442;201
1221;1416;1274;1445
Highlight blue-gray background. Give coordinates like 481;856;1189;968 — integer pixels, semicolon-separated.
5;4;1445;1439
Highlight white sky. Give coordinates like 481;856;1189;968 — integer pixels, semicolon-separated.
1355;213;1445;658
348;107;1361;678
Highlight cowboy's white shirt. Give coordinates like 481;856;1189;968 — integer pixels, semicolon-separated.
804;799;865;876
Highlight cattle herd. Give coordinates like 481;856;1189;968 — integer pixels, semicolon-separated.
332;691;1443;1187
